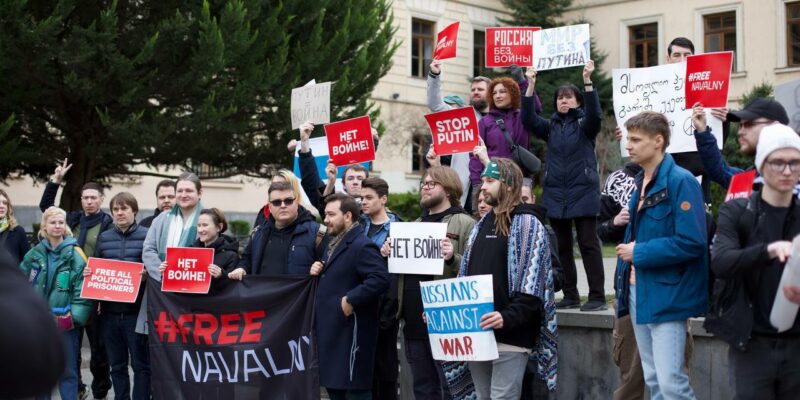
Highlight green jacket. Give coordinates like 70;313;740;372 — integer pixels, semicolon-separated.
396;212;476;318
19;237;93;327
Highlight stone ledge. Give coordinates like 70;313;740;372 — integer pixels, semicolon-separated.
556;308;713;337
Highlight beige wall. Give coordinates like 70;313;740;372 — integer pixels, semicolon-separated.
563;0;800;103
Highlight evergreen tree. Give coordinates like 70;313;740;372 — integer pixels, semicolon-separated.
0;0;397;210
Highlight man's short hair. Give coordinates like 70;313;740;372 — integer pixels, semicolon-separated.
472;76;491;85
177;171;202;191
424;166;464;207
625;111;672;150
325;192;360;221
109;192;139;214
361;177;389;198
667;37;695;55
155;179;176;196
268;181;294;196
343;164;369;181
81;182;104;196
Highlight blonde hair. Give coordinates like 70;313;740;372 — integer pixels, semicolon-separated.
273;169;319;217
39;206;73;240
0;189;19;229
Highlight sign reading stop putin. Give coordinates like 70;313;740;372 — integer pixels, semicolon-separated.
162;247;214;294
324;116;376;166
425;107;480;155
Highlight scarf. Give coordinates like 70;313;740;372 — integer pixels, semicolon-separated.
325;221;360;262
455;211;559;393
77;212;106;248
158;203;202;260
0;218;8;234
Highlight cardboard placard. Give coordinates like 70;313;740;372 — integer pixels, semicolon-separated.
388;222;448;275
162;247;214;294
725;170;757;202
421;275;499;361
80;258;143;303
324;116;376;166
685;52;733;108
531;24;591;71
425;106;480;155
290;80;332;129
434;22;460;60
485;27;541;68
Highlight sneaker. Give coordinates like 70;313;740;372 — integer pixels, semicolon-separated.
580;300;608;312
78;387;88;400
556;298;581;309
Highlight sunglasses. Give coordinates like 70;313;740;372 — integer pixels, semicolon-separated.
269;198;295;207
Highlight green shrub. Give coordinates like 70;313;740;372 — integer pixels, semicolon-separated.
386;192;422;222
229;220;251;237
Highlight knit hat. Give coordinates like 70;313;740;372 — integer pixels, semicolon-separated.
443;95;466;108
755;124;800;173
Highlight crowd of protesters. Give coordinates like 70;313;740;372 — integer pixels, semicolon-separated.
3;35;800;400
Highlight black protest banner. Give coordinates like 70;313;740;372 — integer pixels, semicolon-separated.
147;275;318;400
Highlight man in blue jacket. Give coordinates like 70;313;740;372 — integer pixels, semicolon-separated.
615;111;708;399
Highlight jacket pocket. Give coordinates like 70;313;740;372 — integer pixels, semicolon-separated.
56;271;71;291
644;203;671;221
653;268;682;285
612;331;624;366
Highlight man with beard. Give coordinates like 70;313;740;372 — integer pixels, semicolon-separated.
230;181;324;278
381;166;476;400
139;179;176;228
309;193;390;400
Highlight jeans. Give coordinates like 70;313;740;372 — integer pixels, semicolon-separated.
404;338;450;400
100;312;151;400
326;388;372;400
629;285;695;400
551;217;605;302
468;351;529;400
729;335;800;400
36;328;81;400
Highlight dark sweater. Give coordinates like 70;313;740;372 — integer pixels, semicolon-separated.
0;225;30;265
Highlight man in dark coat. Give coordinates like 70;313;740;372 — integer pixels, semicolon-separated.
310;193;390;399
139;179;176;228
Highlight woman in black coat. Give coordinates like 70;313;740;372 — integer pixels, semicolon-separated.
0;189;30;264
192;208;240;290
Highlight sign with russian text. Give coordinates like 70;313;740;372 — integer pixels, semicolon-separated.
725;170;757;202
147;275;319;399
324;116;376;166
291;80;331;130
80;258;143;303
685;52;733;108
531;24;590;71
612;63;723;156
162;247;214;294
425;106;480;155
485;27;541;68
388;222;448;275
421;275;499;361
434;22;460;60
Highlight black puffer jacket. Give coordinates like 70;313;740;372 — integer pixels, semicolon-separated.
192;234;240;292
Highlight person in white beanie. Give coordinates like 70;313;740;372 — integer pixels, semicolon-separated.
709;123;800;400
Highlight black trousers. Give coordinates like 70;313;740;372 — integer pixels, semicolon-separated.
77;319;112;397
729;335;800;400
550;217;605;302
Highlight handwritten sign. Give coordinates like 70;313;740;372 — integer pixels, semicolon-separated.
162;247;214;294
612;63;723;156
531;24;590;71
290;81;331;130
324;116;376;166
80;258;143;303
685;52;733;108
725;170;757;202
434;22;460;60
421;275;499;361
485;27;541;68
388;222;447;275
425;106;479;155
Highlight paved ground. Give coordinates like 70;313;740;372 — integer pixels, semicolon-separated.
555;256;619;301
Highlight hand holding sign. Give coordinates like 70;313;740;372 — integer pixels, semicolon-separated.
442;237;454;261
80;258;144;303
430;59;442;75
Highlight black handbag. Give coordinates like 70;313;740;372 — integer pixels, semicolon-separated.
496;119;541;175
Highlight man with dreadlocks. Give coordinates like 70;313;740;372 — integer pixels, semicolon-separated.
458;158;558;399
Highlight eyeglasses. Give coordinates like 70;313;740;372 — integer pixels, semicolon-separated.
740;120;771;129
419;180;439;190
269;198;295;207
765;160;800;173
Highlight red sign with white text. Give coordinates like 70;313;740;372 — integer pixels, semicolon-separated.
725;169;757;202
425;107;480;155
324;116;376;166
685;52;733;108
162;247;214;294
80;258;143;303
434;22;460;60
485;27;541;68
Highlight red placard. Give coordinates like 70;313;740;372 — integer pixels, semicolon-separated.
324;116;376;166
425;107;480;155
485;27;541;68
162;247;214;294
725;169;757;202
80;258;143;303
434;22;460;60
685;52;733;108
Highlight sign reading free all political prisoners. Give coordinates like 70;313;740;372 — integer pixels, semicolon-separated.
613;62;723;156
421;275;499;361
